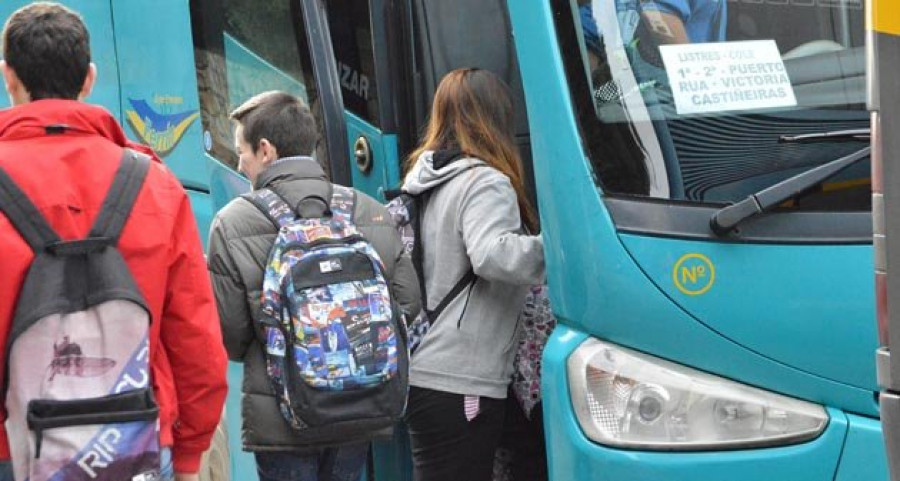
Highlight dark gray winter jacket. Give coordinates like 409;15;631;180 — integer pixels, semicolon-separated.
207;156;420;451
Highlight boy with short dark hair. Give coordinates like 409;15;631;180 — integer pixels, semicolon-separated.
208;90;419;481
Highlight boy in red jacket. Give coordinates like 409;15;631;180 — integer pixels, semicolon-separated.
0;3;228;481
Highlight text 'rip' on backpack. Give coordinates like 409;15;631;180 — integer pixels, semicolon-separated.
0;150;160;481
243;185;408;438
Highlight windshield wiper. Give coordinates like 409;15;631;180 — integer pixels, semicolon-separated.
778;128;870;144
710;144;871;236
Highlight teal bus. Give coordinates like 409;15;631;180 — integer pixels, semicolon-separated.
0;0;885;480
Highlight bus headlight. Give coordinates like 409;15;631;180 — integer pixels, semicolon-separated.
568;339;828;450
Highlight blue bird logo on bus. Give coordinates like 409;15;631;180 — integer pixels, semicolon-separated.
125;97;199;156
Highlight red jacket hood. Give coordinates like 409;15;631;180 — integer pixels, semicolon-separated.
0;99;159;159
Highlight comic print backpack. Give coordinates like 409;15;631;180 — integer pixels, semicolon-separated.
0;150;160;481
243;185;408;437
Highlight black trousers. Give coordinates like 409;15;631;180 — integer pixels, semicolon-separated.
497;395;547;481
405;386;506;481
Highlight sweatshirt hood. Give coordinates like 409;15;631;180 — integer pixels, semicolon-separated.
402;150;486;195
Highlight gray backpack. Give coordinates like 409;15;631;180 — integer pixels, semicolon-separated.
0;150;160;481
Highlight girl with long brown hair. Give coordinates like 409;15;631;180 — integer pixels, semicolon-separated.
401;68;545;481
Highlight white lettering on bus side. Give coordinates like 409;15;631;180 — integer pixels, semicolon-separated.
338;62;370;101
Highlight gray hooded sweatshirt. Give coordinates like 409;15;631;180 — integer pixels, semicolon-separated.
403;151;545;399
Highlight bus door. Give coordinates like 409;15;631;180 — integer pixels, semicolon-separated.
406;0;537;200
188;1;349;479
316;2;537;479
325;0;412;200
0;1;121;119
870;0;900;479
317;3;417;476
327;0;536;198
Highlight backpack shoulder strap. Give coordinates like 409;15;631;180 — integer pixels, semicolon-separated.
0;166;61;252
330;184;356;223
242;188;297;229
404;191;477;325
426;269;476;324
407;193;429;311
384;188;404;202
89;149;151;242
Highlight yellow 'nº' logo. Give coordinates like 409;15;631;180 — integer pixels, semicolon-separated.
673;253;715;296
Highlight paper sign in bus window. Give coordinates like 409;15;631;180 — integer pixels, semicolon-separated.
659;40;797;115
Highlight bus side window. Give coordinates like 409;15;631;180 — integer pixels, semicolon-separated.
190;0;319;171
327;0;380;127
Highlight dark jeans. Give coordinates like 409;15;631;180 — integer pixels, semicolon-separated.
255;443;369;481
405;386;506;481
0;461;10;481
160;447;174;481
497;396;547;481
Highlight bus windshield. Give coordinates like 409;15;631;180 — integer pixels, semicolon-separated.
562;0;869;208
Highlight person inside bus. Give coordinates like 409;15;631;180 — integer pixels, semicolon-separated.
577;2;653;196
639;0;726;46
401;68;546;481
632;0;727;67
580;0;726;71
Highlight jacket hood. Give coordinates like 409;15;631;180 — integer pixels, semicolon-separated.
0;99;160;160
254;155;327;190
0;100;126;142
402;150;485;195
